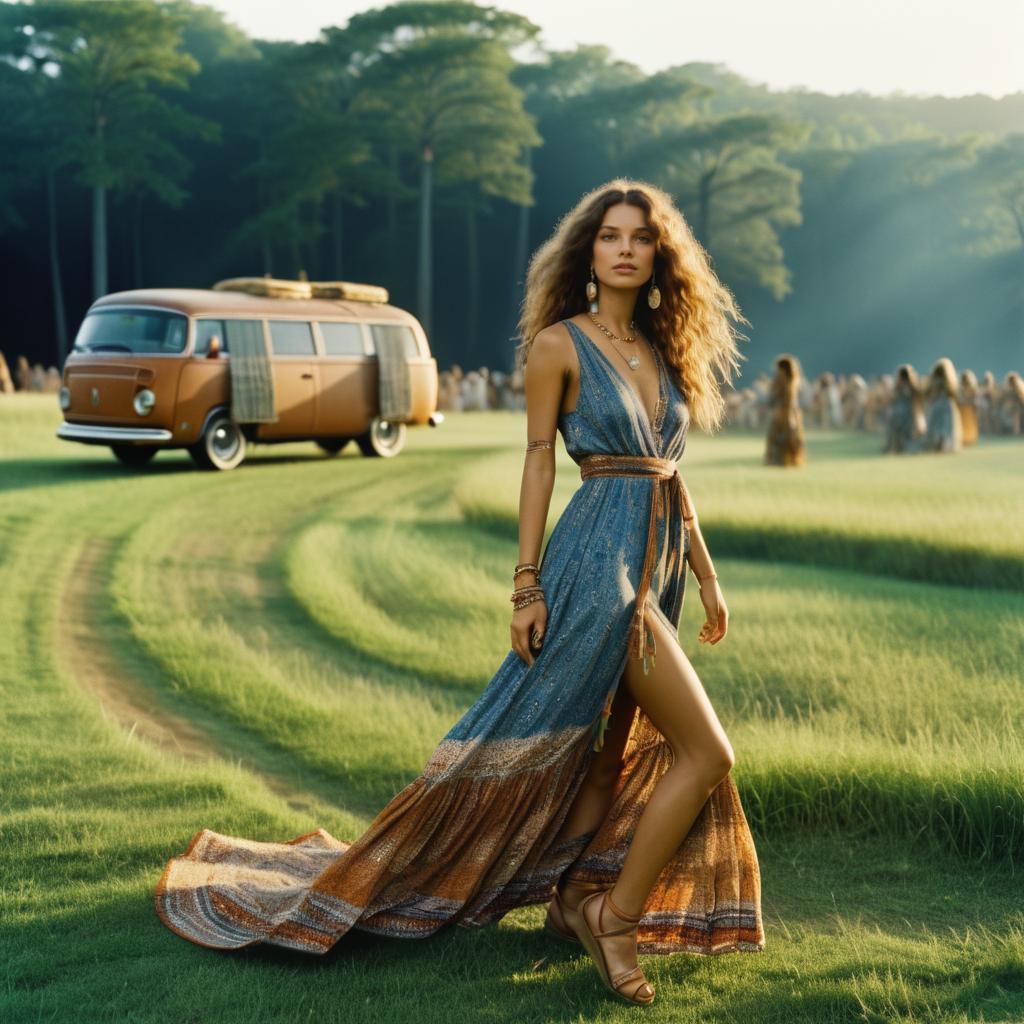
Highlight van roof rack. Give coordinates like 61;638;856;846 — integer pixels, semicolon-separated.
212;276;389;303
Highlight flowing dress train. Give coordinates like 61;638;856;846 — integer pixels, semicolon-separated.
154;318;766;956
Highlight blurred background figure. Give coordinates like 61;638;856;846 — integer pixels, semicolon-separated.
0;351;12;393
15;355;30;391
461;368;487;411
809;371;843;429
751;372;772;430
841;373;868;429
507;366;526;410
977;371;999;434
922;357;963;452
864;373;893;432
958;369;980;445
884;364;926;453
997;371;1024;434
437;365;463;411
764;354;806;466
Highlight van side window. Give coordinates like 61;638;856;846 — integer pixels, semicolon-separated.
224;320;265;356
369;324;420;358
269;320;315;355
194;319;226;355
319;321;364;356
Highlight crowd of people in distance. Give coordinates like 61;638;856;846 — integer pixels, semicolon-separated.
0;352;62;394
759;355;1023;466
436;357;1024;465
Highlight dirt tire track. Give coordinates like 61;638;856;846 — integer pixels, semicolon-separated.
58;538;334;815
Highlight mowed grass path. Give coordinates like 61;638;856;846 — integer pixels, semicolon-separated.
1;394;1022;1024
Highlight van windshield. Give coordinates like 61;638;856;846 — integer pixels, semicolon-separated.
73;308;188;354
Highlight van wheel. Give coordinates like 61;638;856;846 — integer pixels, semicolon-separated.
316;438;351;456
356;417;406;458
111;444;158;467
188;413;247;470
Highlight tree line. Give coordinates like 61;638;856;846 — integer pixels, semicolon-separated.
1;0;1021;375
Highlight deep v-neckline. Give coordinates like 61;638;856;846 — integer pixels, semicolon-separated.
567;319;667;437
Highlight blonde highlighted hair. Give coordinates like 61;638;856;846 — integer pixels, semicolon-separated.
514;177;749;434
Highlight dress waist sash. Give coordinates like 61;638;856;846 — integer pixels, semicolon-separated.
578;453;696;750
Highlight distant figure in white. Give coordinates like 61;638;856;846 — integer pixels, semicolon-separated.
922;357;963;453
884;364;926;454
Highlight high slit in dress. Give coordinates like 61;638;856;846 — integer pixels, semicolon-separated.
154;318;766;956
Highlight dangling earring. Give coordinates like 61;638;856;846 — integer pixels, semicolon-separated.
587;265;599;313
647;272;661;310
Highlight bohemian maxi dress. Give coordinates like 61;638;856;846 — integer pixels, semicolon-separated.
155;318;766;957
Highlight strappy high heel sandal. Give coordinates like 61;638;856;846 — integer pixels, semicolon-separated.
544;877;606;944
574;889;655;1007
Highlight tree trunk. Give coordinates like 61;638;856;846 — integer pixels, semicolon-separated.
387;143;398;250
417;144;433;337
333;192;344;279
46;168;68;364
466;204;479;365
92;183;108;299
508;145;531;367
132;192;144;287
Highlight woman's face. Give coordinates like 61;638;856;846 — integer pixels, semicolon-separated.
591;202;656;290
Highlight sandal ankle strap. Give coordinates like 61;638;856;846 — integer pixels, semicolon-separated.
605;889;642;923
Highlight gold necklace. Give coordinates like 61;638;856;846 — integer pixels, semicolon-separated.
588;312;642;370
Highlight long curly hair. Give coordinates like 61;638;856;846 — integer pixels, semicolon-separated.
514;177;749;434
927;357;958;398
771;354;803;404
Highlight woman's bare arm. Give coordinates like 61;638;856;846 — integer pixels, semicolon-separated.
510;326;571;665
682;492;729;645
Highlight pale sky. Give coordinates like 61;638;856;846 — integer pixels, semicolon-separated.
206;0;1023;99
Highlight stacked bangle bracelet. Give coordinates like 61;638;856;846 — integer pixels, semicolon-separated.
512;561;545;611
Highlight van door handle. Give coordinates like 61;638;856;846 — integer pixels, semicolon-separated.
301;372;314;379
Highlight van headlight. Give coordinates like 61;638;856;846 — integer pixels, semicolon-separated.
59;386;71;410
133;388;156;416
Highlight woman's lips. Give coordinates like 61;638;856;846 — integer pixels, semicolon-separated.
613;266;636;272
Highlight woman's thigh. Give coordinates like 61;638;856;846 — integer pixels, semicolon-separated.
583;683;637;789
622;605;734;774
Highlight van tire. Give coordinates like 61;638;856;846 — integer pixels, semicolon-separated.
189;413;247;471
316;438;351;456
111;444;158;467
356;417;406;458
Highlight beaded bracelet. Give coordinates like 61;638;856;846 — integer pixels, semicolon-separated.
511;585;546;611
513;562;541;583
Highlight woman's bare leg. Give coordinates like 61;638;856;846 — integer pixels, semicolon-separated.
554;683;637;845
610;606;735;917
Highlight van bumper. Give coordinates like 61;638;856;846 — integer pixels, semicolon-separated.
57;422;174;445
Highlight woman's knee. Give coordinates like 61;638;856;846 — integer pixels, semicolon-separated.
674;739;734;789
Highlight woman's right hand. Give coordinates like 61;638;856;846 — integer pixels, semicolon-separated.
512;600;547;667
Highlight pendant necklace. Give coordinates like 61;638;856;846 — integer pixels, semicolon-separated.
588;312;642;370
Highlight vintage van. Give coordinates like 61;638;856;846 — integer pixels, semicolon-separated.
56;277;444;470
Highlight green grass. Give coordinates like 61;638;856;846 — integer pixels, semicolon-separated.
1;394;1023;1024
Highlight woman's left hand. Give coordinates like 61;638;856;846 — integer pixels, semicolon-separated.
697;579;728;645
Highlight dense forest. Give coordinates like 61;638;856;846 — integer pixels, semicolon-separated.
1;0;1021;377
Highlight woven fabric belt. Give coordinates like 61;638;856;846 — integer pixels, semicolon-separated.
578;453;696;750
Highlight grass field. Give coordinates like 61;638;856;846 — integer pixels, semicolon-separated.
2;393;1023;1024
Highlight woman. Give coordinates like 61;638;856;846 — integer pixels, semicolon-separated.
958;369;980;446
923;357;963;453
763;354;807;466
154;179;765;1007
884;364;926;454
